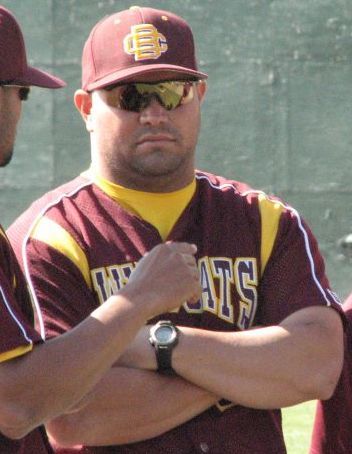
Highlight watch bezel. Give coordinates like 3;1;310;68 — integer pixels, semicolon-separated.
149;321;178;347
155;324;177;345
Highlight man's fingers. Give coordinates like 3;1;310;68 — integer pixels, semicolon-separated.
127;241;201;315
165;242;198;269
165;241;197;255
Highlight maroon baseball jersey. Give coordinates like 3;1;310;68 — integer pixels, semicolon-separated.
0;226;53;453
310;293;352;454
8;169;342;454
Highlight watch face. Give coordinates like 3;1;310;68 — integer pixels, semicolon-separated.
155;325;174;345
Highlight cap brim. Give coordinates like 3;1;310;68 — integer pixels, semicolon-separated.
85;64;208;91
11;66;66;88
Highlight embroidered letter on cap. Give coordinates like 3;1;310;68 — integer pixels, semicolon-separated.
123;24;168;61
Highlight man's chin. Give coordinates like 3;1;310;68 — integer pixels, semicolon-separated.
133;162;183;179
132;152;185;178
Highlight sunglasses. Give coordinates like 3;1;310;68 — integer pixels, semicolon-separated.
0;84;30;101
102;80;199;112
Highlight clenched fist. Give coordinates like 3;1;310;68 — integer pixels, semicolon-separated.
123;242;201;318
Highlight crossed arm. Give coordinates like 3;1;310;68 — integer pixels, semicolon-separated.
0;242;202;440
47;305;343;447
47;367;218;447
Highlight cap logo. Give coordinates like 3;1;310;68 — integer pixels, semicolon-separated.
123;24;168;61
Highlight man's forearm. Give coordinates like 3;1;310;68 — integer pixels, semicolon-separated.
47;367;218;447
173;306;343;408
117;307;343;409
0;241;202;439
0;294;148;439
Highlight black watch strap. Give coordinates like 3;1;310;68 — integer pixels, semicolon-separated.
156;344;176;376
149;321;179;376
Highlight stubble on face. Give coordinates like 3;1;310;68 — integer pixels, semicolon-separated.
0;149;14;167
103;125;197;191
0;120;16;167
0;88;21;167
131;125;189;174
91;87;202;192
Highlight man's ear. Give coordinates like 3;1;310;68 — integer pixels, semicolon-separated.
74;89;93;132
197;80;207;104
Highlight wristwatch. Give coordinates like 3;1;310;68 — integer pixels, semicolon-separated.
149;320;179;376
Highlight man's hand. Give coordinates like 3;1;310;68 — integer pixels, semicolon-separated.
120;242;201;318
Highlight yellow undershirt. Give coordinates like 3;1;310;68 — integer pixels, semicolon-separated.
88;169;196;241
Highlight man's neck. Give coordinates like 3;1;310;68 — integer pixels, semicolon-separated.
93;165;195;193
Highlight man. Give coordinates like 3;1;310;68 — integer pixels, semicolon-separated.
0;6;65;166
310;292;352;454
0;6;200;453
8;6;344;454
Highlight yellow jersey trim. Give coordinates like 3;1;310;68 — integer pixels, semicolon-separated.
92;170;196;241
0;228;7;241
258;194;285;276
31;217;92;288
0;344;33;363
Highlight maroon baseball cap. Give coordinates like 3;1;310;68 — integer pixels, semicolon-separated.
0;6;65;88
82;6;208;91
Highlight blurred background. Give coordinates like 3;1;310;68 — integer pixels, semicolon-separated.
1;0;352;299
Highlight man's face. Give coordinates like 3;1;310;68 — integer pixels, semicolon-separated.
78;74;207;191
0;86;22;167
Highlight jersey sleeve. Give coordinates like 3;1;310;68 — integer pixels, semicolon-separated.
258;202;342;325
0;228;42;362
23;234;97;340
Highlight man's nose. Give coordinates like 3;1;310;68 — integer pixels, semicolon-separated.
139;98;169;126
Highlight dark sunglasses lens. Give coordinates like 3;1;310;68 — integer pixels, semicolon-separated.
19;87;30;101
112;82;194;112
119;85;148;112
135;83;185;111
